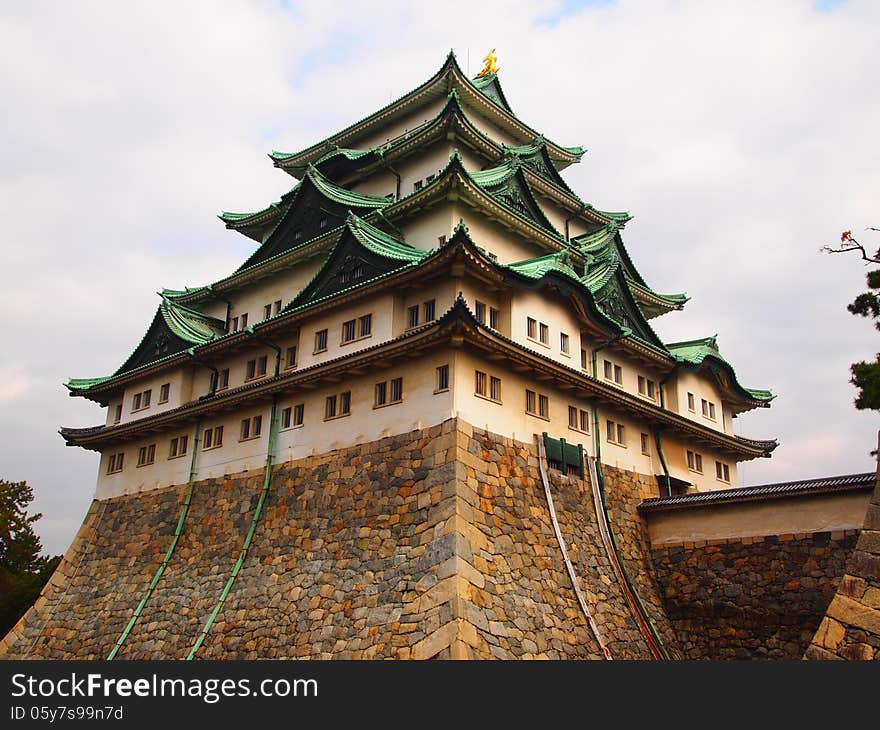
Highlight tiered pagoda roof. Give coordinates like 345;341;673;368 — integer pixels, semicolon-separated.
64;51;775;456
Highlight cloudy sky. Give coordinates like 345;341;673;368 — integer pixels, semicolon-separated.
1;0;877;555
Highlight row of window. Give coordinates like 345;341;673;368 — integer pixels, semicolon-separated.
407;300;436;329
411;170;443;192
686;450;731;482
526;317;571;356
475;301;500;329
120;383;171;421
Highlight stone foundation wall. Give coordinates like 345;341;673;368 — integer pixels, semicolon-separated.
1;419;667;660
651;531;858;659
806;474;880;660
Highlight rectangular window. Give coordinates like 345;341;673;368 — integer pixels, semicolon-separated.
560;332;570;355
526;389;536;414
527;317;537;339
436;364;449;392
257;357;267;377
613;365;623;384
240;313;248;328
425;174;435;183
137;444;156;467
282;404;304;429
490;376;501;402
107;453;124;474
342;319;357;343
359;313;372;338
140;389;150;408
489;307;499;330
375;381;387;407
638;376;657;400
581;349;589;370
218;368;230;390
253;415;262;437
539;323;549;345
203;425;223;450
716;461;731;483
264;303;272;320
687;392;695;411
538;394;549;419
240;418;250;441
606;420;626;446
475;301;486;325
475;370;487;397
413;179;423;191
603;360;613;380
114;404;122;424
640;433;650;456
169;435;188;459
246;359;256;380
274;300;282;316
701;399;709;417
390;377;403;403
285;346;297;369
567;409;589;434
438;235;446;246
314;329;328;353
687;450;703;473
231;316;239;332
638;375;646;394
407;305;419;329
325;392;351;419
423;300;435;322
647;380;656;400
158;383;170;404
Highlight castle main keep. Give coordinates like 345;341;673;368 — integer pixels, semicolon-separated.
3;52;878;660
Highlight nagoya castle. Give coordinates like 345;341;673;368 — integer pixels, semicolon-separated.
4;51;878;661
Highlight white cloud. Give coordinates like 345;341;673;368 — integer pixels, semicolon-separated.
2;0;878;554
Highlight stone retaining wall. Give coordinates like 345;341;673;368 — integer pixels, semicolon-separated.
1;419;666;660
651;531;857;659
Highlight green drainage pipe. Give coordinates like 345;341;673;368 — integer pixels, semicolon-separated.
107;417;202;660
186;395;280;660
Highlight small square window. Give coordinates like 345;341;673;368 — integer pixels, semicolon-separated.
475;370;487;397
342;319;357;343
436;364;449;392
413;180;423;191
375;381;387;407
560;332;570;355
527;317;537;339
359;314;372;338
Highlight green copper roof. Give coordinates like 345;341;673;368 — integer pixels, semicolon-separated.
161;286;209;299
666;336;774;404
315;147;376;165
304;166;390;208
345;212;430;263
67;376;112;391
506;250;580;281
159;296;226;344
270;52;583;173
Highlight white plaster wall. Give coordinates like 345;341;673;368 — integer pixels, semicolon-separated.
112;368;196;427
453;207;546;263
356;98;448;152
510;289;581;368
225;257;324;330
670;370;727;434
398;205;455;252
